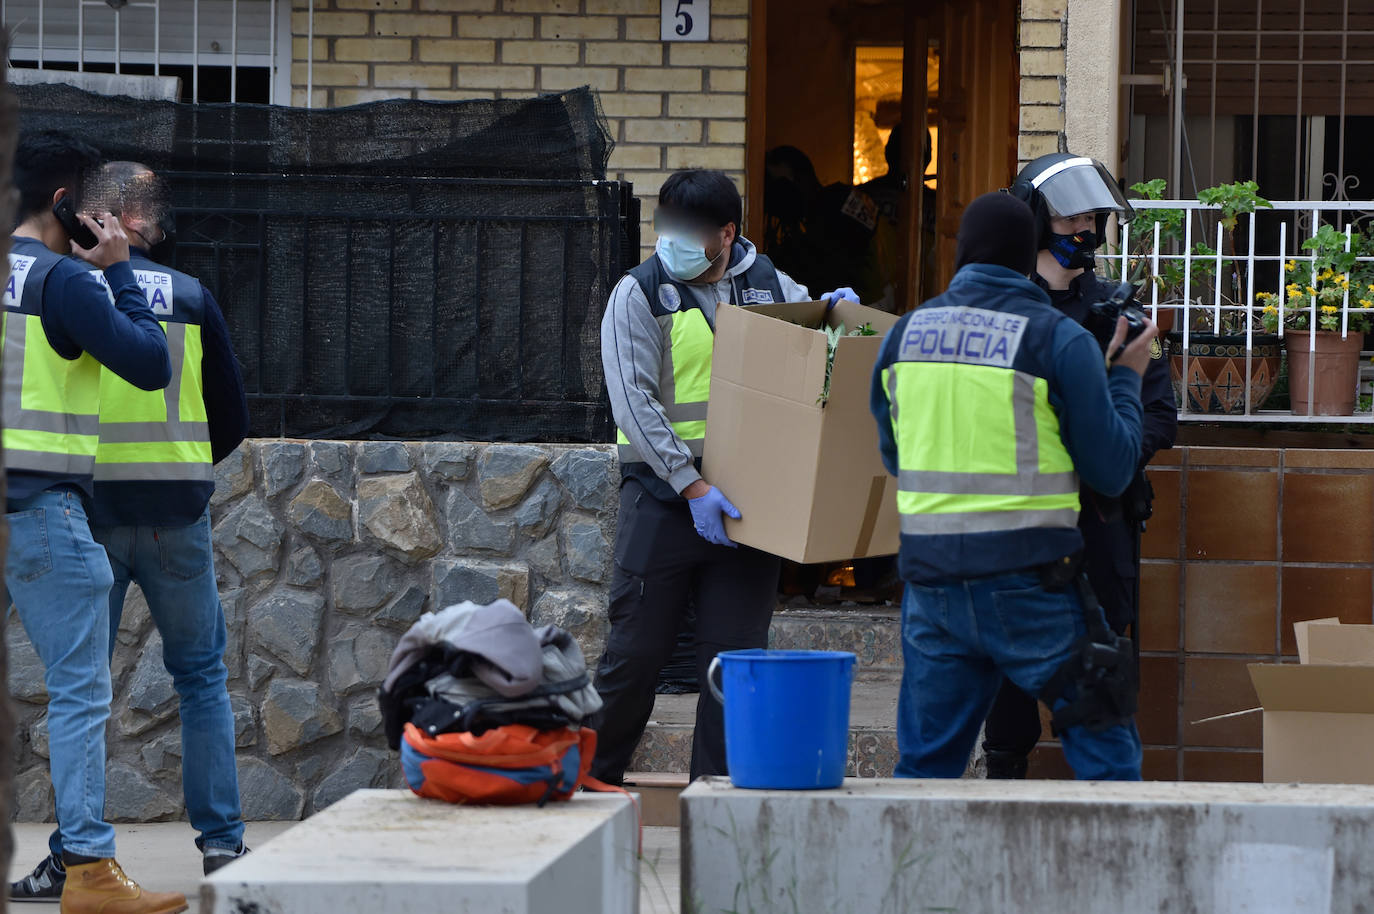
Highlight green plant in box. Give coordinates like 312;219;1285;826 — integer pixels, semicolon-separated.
818;321;879;405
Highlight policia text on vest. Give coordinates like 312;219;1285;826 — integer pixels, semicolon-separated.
872;206;1159;782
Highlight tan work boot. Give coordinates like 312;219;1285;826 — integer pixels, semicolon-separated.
60;859;187;914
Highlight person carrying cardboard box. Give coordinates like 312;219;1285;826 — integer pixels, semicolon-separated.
870;191;1157;780
592;169;858;783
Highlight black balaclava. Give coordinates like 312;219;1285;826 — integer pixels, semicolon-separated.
954;192;1038;277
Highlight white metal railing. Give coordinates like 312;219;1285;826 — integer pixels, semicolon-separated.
1102;199;1374;422
3;0;290;104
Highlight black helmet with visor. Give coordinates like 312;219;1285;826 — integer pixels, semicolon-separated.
1009;153;1134;249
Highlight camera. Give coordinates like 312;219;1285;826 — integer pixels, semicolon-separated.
1084;281;1148;360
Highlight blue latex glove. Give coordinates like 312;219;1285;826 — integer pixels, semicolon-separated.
688;486;741;548
822;287;861;311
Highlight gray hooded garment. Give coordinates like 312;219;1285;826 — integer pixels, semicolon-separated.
382;599;602;733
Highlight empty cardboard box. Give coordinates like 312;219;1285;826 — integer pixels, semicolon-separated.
1249;619;1374;784
701;299;900;564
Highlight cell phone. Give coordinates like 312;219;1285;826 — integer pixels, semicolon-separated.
52;197;100;250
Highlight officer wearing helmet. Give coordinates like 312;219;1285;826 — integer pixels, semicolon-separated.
980;153;1178;780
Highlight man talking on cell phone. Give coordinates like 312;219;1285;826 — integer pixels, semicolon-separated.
4;130;186;914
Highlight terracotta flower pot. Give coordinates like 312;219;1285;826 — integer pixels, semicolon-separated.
1285;329;1365;416
1146;305;1178;335
1166;333;1282;415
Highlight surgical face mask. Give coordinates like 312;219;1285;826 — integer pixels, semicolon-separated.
1047;229;1099;270
656;232;726;282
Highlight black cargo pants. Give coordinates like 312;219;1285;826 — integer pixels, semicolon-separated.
589;479;781;783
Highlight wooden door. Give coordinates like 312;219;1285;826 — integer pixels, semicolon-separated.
935;0;1020;292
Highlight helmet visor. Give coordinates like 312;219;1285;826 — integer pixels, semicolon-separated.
1032;158;1135;222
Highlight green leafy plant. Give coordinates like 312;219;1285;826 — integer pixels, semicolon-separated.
818;322;879;404
1197;180;1273;306
1104;180;1220;308
1107;178;1274;335
1258;224;1374;333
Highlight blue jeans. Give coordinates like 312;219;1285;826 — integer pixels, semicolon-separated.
47;511;244;856
6;487;118;858
895;571;1142;780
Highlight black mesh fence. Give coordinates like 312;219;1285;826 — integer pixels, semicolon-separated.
16;84;636;442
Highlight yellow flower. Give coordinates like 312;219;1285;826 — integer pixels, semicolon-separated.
1342;279;1351;288
1362;299;1374;309
1287;260;1298;272
1368;284;1374;292
1321;304;1339;314
1308;286;1319;296
1287;284;1301;295
1263;305;1278;314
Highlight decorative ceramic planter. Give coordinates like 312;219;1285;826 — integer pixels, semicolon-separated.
1166;333;1282;415
1285;329;1365;416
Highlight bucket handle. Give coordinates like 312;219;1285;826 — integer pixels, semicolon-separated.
707;655;725;704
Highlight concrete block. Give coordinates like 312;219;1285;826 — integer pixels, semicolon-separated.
624;16;661;41
457;63;537;90
501;39;581;65
334;37;414;62
683;778;1374;913
419;38;498;62
202;789;639;913
375;13;454;36
540;66;621;93
708;68;747;93
540;15;620;40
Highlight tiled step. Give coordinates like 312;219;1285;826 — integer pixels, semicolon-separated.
627;605;914;779
628;674;903;778
766;604;902;674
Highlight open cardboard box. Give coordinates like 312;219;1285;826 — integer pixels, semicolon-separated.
1248;619;1374;784
701;299;901;565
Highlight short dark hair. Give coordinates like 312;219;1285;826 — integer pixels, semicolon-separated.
86;161;169;224
658;170;742;231
14;130;102;219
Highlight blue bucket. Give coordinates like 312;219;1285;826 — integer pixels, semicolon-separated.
707;649;857;790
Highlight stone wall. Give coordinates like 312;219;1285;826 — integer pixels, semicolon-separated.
8;439;618;822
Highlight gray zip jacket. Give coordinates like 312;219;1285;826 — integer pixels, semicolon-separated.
601;236;809;497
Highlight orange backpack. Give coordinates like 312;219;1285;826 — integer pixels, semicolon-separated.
401;722;598;806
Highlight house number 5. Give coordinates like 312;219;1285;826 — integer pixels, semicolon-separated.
662;0;709;41
675;0;694;36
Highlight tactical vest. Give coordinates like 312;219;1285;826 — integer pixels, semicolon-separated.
93;254;212;490
615;251;786;466
1;238;102;481
884;298;1081;537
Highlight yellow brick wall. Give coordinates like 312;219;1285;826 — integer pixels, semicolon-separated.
290;0;750;260
1018;0;1067;168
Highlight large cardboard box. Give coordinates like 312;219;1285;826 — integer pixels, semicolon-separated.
701;299;901;564
1249;619;1374;784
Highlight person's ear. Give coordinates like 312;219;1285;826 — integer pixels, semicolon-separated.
723;222;737;246
51;188;67;209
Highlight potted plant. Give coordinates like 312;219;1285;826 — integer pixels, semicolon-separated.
1259;224;1374;416
1155;180;1279;415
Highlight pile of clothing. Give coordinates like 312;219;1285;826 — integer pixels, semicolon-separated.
379;599;604;806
